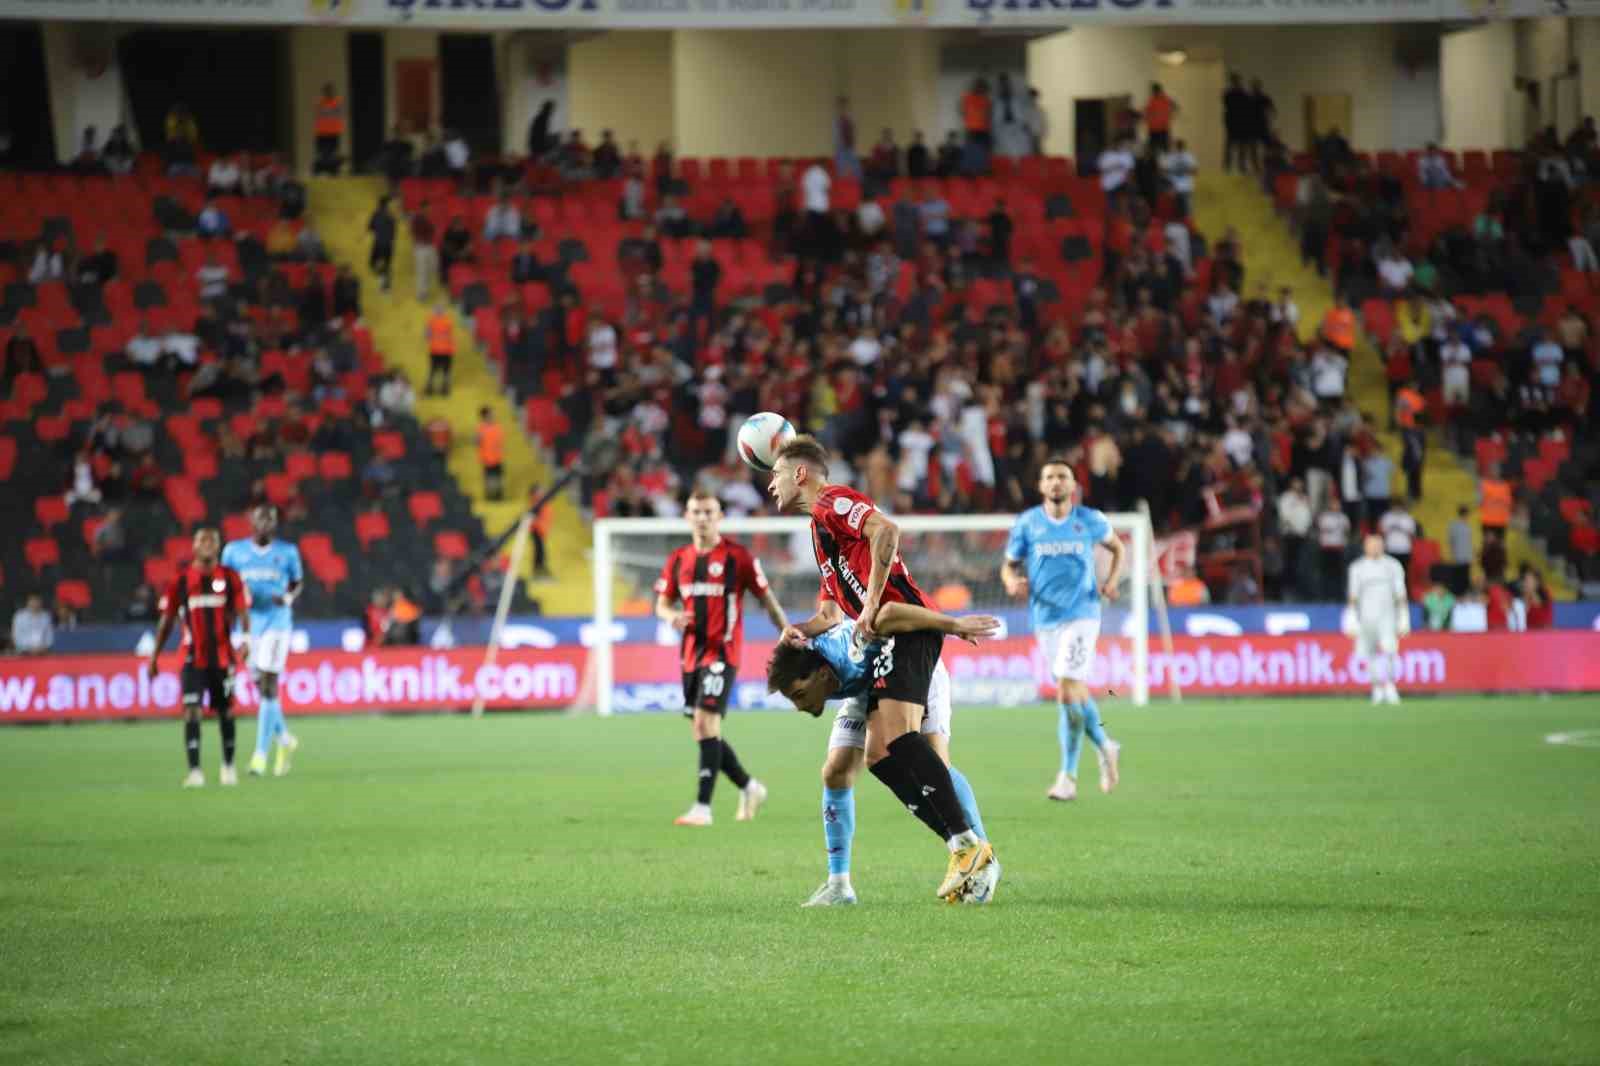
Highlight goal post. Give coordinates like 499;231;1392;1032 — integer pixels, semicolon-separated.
585;510;1172;717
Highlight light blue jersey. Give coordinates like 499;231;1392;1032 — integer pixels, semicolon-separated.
811;621;877;700
221;538;303;632
1004;504;1114;629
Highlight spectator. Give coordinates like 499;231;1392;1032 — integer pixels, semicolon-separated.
1277;477;1313;598
833;96;860;180
207;153;243;197
78;236;117;286
1423;579;1454;631
313;82;345;175
196;252;231;304
28;240;66;283
988;199;1014;267
906;130;931;178
125;319;169;372
1379;499;1417;579
296;222;328;262
1169;566;1210;605
1247;79;1275;167
1321;295;1356;354
867;128;899;182
1447;504;1473;566
3;323;41;385
1480;527;1508;583
1223;73;1251;173
483;192;522;242
102;124;135;174
125;582;157;623
378;371;416;415
960;78;993;173
526;101;555;160
1271;285;1299;329
509;239;541;285
410;200;439;300
1440;331;1472;409
424;301;455;396
1226;564;1260;604
163;103;199;175
1143;82;1178;153
1361;447;1394;521
477;406;505;501
1027;88;1049;154
1098;136;1135;200
1531;327;1565;388
364;588;392;646
1416;143;1461;190
992;74;1033;159
443;129;470;181
367;196;396;293
1161;138;1197;217
593;129;622;179
64;449;102;507
587;312;618;378
1310;344;1348;406
1377;245;1414;295
527;483;553;580
196;196;231;239
919;186;951;247
1315;500;1352;600
690;240;721;342
10;594;52;655
1520;569;1553;630
936;130;964;178
53;602;78;633
332;266;361;319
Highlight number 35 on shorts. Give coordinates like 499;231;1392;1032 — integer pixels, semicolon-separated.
1043;619;1100;683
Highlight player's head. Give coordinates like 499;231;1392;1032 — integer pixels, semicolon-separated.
1363;533;1384;559
1038;458;1076;505
250;504;278;542
765;642;837;717
192;527;221;566
769;435;830;515
685;488;723;541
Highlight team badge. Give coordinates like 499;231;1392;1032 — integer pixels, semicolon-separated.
709;561;724;577
212;578;227;593
834;498;852;515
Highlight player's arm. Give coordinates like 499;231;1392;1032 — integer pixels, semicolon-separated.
653;592;687;632
874;602;1001;645
147;581;180;679
283;547;303;607
857;510;900;636
1393;562;1411;637
758;587;788;632
787;598;843;642
1000;557;1028;598
653;554;685;631
1100;529;1127;602
230;571;252;665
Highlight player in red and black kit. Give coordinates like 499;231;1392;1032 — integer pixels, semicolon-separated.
768;435;996;901
147;527;251;790
654;488;789;827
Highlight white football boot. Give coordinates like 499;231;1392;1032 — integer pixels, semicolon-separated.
182;769;205;789
219;764;238;787
673;804;713;827
801;880;858;907
736;779;768;822
1047;773;1077;801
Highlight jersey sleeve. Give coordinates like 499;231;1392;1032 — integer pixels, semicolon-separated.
739;548;771;597
1390;559;1408;601
286;545;304;586
1346;561;1359;603
653;551;680;600
1004;513;1030;562
227;568;250;613
220;542;238;570
1087;508;1115;544
158;574;184;621
814;485;875;543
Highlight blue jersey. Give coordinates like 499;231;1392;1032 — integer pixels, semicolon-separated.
220;538;303;632
811;621;877;701
1004;504;1114;629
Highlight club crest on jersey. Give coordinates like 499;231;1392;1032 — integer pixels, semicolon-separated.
709;561;724;577
708;661;725;674
212;578;227;593
833;497;852;516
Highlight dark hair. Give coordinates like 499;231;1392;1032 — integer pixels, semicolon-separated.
776;434;830;476
1040;456;1074;472
766;641;826;695
686;486;721;505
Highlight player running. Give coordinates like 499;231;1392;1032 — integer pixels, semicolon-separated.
1001;459;1127;801
222;504;304;777
766;601;1003;907
147;528;250;789
654;488;789;827
769;435;996;902
1346;533;1410;705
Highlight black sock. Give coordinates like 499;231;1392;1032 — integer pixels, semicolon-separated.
184;719;201;770
887;732;972;837
696;737;721;805
719;739;750;790
870;753;950;841
218;713;236;767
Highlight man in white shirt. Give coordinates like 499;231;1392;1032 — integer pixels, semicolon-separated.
1530;328;1565;387
1440;334;1472;406
802;162;831;216
1378;499;1418;580
482;195;522;241
1310;347;1348;404
163;330;200;369
1097;138;1135;197
1345;534;1410;705
586;314;618;374
1160;139;1197;216
126;320;166;370
1377;249;1414;294
196;255;231;303
1271;286;1300;329
443;132;469;175
847;328;882;368
1416;144;1461;191
207;155;242;196
1316;503;1352;601
1277;477;1313;599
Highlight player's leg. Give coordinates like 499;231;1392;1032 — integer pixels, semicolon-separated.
804;715;865;907
212;670;239;786
249;668;274;776
1357;626;1383;704
920;664;987;841
1379;631;1401;705
1053;676;1084;800
181;666;206;788
675;669;725;826
258;630;299;776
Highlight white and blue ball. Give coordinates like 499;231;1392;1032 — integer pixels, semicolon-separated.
736;412;796;473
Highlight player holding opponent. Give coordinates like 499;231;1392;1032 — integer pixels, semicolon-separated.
147;528;250;788
1346;533;1410;705
769;435;996;901
222;504;304;777
767;601;1002;906
1001;459;1127;801
655;488;790;827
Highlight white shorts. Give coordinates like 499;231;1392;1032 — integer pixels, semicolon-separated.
1354;620;1398;658
251;628;292;675
1037;618;1101;683
828;660;951;751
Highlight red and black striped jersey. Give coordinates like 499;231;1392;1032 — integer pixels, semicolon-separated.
654;538;769;673
159;564;248;670
808;484;928;619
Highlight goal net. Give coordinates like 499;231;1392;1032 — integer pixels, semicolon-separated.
581;511;1172;717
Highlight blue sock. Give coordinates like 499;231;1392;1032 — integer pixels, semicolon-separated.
822;787;854;877
1059;702;1085;777
253;699;275;757
947;765;987;841
1083;698;1110;751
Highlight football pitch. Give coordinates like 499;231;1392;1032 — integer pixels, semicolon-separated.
2;697;1597;1066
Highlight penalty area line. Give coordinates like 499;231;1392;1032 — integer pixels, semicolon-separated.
1544;729;1600;749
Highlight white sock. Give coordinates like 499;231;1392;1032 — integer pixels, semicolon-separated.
950;830;982;850
827;873;851;889
691;803;711;815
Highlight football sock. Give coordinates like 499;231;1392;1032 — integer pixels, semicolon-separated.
184;719;201;770
218;712;236;767
1082;698;1110;751
869;754;949;841
267;697;287;740
822;787;855;877
696;737;722;805
719;739;751;790
947;765;987;841
1060;702;1085;777
254;699;275;757
1372;654;1390;687
886;732;972;839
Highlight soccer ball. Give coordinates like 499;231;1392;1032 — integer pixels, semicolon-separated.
736;412;795;473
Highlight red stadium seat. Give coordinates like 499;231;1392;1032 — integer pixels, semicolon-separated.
222;513;252;543
162;478;207;528
35;496;69;531
0;437;15;480
55;580;91;610
308;550;348;594
34;414;71;443
372;431;405;461
354;510;391;552
263;473;299;509
407;491;443;529
319;451;353;481
81;513;106;552
434;531;468;560
284;452;317;482
25;537;60;574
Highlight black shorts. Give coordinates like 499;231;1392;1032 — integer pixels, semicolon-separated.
682;661;734;717
865;629;943;713
181;665;234;714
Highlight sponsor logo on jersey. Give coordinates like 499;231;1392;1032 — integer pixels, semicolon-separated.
1035;540;1088;557
680;582;727;597
846;502;871;531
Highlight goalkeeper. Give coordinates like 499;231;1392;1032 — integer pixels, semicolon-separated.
766;601;1002;907
1345;534;1411;706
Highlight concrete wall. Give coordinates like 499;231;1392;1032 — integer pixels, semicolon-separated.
1517;16;1576;134
672;30;840;157
40;23;132;164
1441;22;1516;151
502;33;569;160
568;31;674;154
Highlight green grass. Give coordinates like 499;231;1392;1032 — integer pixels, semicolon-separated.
2;698;1598;1066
